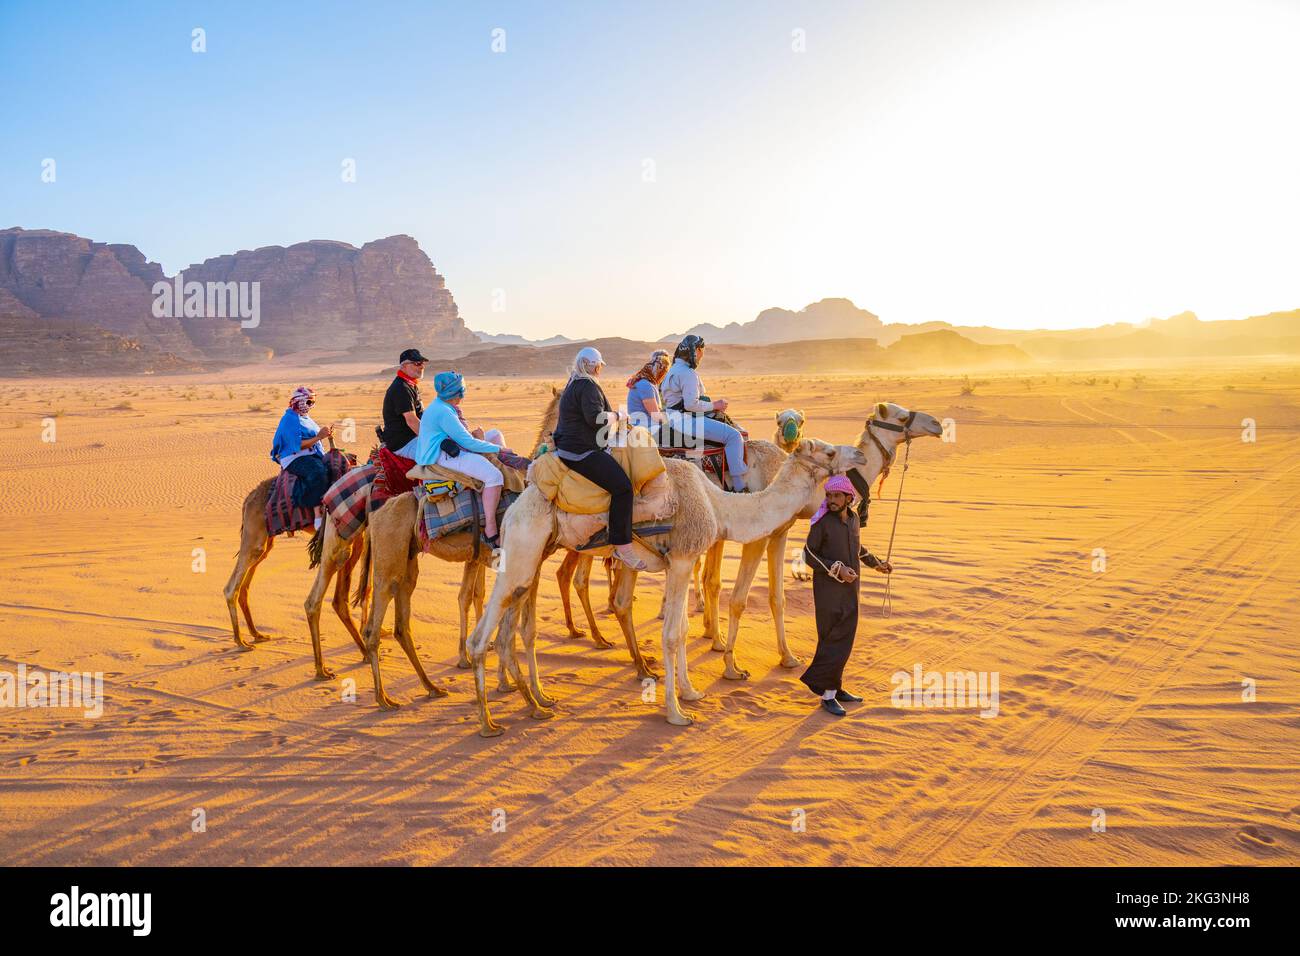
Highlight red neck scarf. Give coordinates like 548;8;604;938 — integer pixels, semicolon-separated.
397;370;420;386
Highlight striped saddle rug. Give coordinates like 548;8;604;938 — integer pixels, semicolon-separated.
265;449;354;538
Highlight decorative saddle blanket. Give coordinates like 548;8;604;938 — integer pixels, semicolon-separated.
658;423;748;489
265;449;353;538
413;480;520;546
321;462;378;541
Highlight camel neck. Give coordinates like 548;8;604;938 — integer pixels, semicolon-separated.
715;456;820;544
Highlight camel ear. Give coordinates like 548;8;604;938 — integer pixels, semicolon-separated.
797;438;814;456
876;402;889;419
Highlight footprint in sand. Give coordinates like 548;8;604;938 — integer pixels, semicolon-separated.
1237;826;1276;850
3;754;39;768
152;638;186;652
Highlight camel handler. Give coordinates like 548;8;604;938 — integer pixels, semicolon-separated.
800;474;892;717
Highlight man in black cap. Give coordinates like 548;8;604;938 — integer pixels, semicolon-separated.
381;349;428;457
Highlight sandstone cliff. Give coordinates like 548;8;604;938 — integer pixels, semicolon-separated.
0;228;474;375
178;234;475;360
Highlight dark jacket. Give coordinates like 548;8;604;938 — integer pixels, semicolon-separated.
554;377;612;455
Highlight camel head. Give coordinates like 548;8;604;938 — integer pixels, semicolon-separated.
869;401;944;445
790;438;867;480
774;408;806;453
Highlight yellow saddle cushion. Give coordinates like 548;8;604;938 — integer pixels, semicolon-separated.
528;427;666;515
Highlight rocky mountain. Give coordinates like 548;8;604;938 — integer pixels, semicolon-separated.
180;235;475;360
662;297;884;346
472;330;580;348
0;227;474;375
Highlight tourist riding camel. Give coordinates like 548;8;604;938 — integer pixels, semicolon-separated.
381;348;428;458
624;348;671;439
413;371;514;551
660;334;748;491
553;346;646;571
270;385;332;528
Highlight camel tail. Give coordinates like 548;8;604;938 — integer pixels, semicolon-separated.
307;524;325;568
351;535;372;609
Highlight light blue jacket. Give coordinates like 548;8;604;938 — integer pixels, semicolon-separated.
414;398;500;465
270;409;323;465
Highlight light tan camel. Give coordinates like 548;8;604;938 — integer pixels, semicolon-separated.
714;401;944;679
465;437;867;735
223;447;365;652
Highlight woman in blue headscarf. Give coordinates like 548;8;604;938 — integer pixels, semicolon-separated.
414;371;513;548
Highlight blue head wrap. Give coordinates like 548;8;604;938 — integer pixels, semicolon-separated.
433;371;465;401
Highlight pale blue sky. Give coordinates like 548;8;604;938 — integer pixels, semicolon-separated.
3;0;1299;339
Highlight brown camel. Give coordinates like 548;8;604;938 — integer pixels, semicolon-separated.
223;445;365;652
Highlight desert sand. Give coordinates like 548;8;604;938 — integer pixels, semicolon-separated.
1;362;1297;865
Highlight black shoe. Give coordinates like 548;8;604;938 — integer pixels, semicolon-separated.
820;697;847;717
835;689;863;703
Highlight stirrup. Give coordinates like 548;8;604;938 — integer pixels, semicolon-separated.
611;548;647;571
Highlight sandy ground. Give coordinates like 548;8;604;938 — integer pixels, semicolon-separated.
1;363;1298;866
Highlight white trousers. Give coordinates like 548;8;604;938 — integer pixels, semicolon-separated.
434;428;507;488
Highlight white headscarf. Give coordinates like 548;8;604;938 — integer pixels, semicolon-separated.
569;346;604;382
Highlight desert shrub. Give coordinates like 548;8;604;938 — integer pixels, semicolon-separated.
760;389;783;402
959;375;976;396
248;403;268;413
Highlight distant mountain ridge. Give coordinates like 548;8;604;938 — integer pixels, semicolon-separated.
471;330;580;348
662;297;883;345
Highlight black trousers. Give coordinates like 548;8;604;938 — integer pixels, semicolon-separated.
799;576;860;696
562;450;633;546
286;453;329;509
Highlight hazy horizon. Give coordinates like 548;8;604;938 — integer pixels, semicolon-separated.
3;0;1299;341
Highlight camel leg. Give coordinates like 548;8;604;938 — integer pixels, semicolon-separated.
235;535;274;647
495;564;516;695
610;566;659;680
335;532;369;658
722;537;767;680
662;557;696;726
517;576;556;713
574;552;614;649
468;522;549;738
556;550;584;639
393;553;447;699
693;555;705;614
604;556;616;615
305;527;347;680
362;542;411;711
767;529;800;668
456;561;477;669
677;612;706;702
224;535;262;650
702;541;725;650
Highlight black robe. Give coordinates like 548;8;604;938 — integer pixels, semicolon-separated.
800;509;867;696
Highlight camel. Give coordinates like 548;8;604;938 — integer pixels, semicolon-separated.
714;401;943;679
465;437;868;735
223;445;366;652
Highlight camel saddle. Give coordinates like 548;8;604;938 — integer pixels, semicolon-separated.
528;430;675;567
527;427;665;514
406;453;527;496
659;422;748;490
